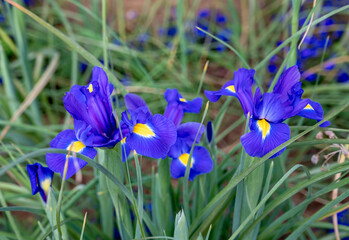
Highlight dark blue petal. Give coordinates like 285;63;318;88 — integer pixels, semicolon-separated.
27;163;53;203
190;146;213;180
241;120;290;159
182;97;203;113
164;88;180;103
170;158;187;179
125;93;151;114
164;103;184;126
273;66;301;97
27;163;40;195
170;146;213;181
126;114;177;158
46;130;97;179
63;67;118;148
254;93;290;123
37;165;54;203
297;100;324;121
205;68;255;116
320;121;331;127
206;121;213;143
177;122;205;145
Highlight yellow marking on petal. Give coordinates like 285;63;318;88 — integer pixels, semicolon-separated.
40;178;51;196
133;123;155;137
179;153;194;168
225;85;236;93
304;104;314;110
88;83;93;93
67;141;85;153
179;98;187;102
121;137;126;144
257;119;271;139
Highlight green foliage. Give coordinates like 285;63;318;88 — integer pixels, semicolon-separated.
0;0;349;239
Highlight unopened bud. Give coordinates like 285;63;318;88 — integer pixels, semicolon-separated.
311;154;319;164
324;131;335;139
316;132;323;139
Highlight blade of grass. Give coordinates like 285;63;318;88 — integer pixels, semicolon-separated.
0;190;23;240
255;4;349;70
80;212;88;240
183;102;210;225
5;0;127;95
229;164;311;239
0;52;60;141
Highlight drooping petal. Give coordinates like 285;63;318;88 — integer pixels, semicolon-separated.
26;163;54;203
126;114;177;158
182;98;203;113
297;100;324;121
241;119;290;159
63;66;118;148
46;130;97;179
37;165;54;203
27;163;40;195
205;68;255;115
170;146;213;181
297;100;331;127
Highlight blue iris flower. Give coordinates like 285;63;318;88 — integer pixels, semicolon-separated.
117;93;177;159
191;9;232;51
337;68;349;83
168;122;213;180
63;67;119;148
206;66;330;158
164;88;203;126
46;129;97;179
205;68;255;117
27;163;54;203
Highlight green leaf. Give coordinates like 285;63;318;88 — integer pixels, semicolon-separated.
174;210;188;240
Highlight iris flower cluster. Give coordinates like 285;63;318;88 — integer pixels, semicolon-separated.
205;66;330;158
27;67;213;202
126;9;232;52
163;89;213;180
268;1;348;82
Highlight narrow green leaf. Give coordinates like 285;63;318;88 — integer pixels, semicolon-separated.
174;210;188;240
5;0;127;95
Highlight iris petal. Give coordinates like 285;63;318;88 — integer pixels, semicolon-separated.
63;67;118;148
164;89;203;126
126;114;177;158
46;130;97;179
205;68;255;115
254;93;290;123
297;100;324;121
164;103;184;126
125;93;151;114
26;163;54;203
177;122;205;145
170;146;213;181
273;65;301;97
241;120;290;159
